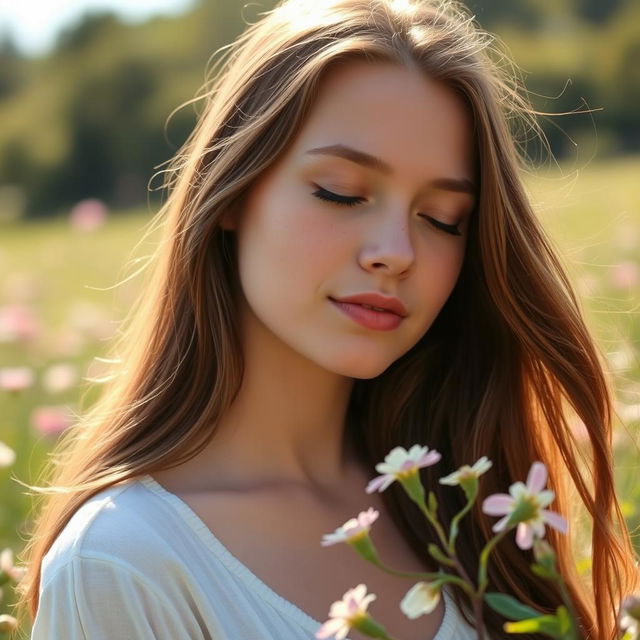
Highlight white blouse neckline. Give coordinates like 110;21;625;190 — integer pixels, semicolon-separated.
139;473;464;640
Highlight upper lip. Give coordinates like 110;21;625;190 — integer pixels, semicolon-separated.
331;293;408;317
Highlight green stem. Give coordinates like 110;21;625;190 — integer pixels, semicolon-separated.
448;496;475;552
370;558;474;596
416;502;451;555
477;527;512;595
553;572;581;639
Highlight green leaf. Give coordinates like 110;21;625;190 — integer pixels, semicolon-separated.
449;519;459;545
504;614;564;638
531;563;557;581
428;491;438;514
427;543;456;567
555;606;574;635
484;592;544;621
459;476;478;502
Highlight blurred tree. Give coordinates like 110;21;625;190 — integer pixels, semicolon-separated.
0;0;637;218
0;33;25;100
573;0;629;24
55;12;122;54
463;0;545;29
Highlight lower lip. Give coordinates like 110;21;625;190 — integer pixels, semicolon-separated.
329;299;403;331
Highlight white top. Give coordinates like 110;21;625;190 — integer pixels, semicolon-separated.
32;474;478;640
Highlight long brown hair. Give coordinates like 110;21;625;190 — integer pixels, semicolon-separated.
14;0;638;637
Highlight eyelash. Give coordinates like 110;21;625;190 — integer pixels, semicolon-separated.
311;187;462;237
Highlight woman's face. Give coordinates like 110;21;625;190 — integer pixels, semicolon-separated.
228;60;476;379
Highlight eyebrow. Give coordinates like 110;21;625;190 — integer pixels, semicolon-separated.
305;144;476;196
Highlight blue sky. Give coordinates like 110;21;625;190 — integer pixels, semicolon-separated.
0;0;197;56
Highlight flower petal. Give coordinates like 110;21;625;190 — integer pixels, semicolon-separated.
472;456;493;475
531;520;546;539
516;522;534;549
321;532;345;547
418;450;441;468
482;494;513;515
336;626;351;640
316;618;347;639
509;482;528;500
408;444;428;461
541;510;568;534
330;600;351;618
400;582;441;619
439;471;462;486
492;514;510;532
385;447;409;469
526;462;548;493
351;584;367;603
365;474;390;494
536;490;555;508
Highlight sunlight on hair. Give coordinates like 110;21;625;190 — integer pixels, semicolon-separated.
388;0;419;15
276;0;336;30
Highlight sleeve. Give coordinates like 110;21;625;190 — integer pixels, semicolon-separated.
31;555;195;640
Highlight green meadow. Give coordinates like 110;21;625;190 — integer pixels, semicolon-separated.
0;154;639;632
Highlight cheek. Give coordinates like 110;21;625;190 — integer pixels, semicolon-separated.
236;187;345;298
411;245;465;335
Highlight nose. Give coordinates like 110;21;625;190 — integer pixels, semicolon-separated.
358;213;416;277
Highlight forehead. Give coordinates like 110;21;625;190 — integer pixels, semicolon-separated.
290;60;475;184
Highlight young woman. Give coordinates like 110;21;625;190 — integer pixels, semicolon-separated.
16;0;638;638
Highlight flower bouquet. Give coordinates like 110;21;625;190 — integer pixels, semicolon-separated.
316;445;639;640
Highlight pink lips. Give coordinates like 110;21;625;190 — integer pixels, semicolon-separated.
329;294;406;331
332;293;407;317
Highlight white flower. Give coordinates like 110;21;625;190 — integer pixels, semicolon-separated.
316;584;376;640
482;462;568;550
439;456;493;486
42;363;78;394
321;508;379;547
1;548;27;583
366;445;441;494
0;442;16;468
0;614;18;633
400;581;442;619
620;595;640;639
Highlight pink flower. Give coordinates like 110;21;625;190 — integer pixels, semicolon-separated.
42;363;78;394
482;462;568;549
0;367;34;392
439;456;493;486
3;272;42;304
69;198;108;231
611;261;639;290
30;405;74;437
316;584;376;640
1;548;26;583
321;508;379;547
51;328;86;357
68;301;114;341
365;445;441;494
0;304;39;343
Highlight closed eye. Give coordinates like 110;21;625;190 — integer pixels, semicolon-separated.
312;186;365;207
420;216;462;236
312;186;462;236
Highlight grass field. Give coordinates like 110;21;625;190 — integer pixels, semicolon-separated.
0;154;639;632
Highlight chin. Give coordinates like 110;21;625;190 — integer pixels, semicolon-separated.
323;354;398;380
